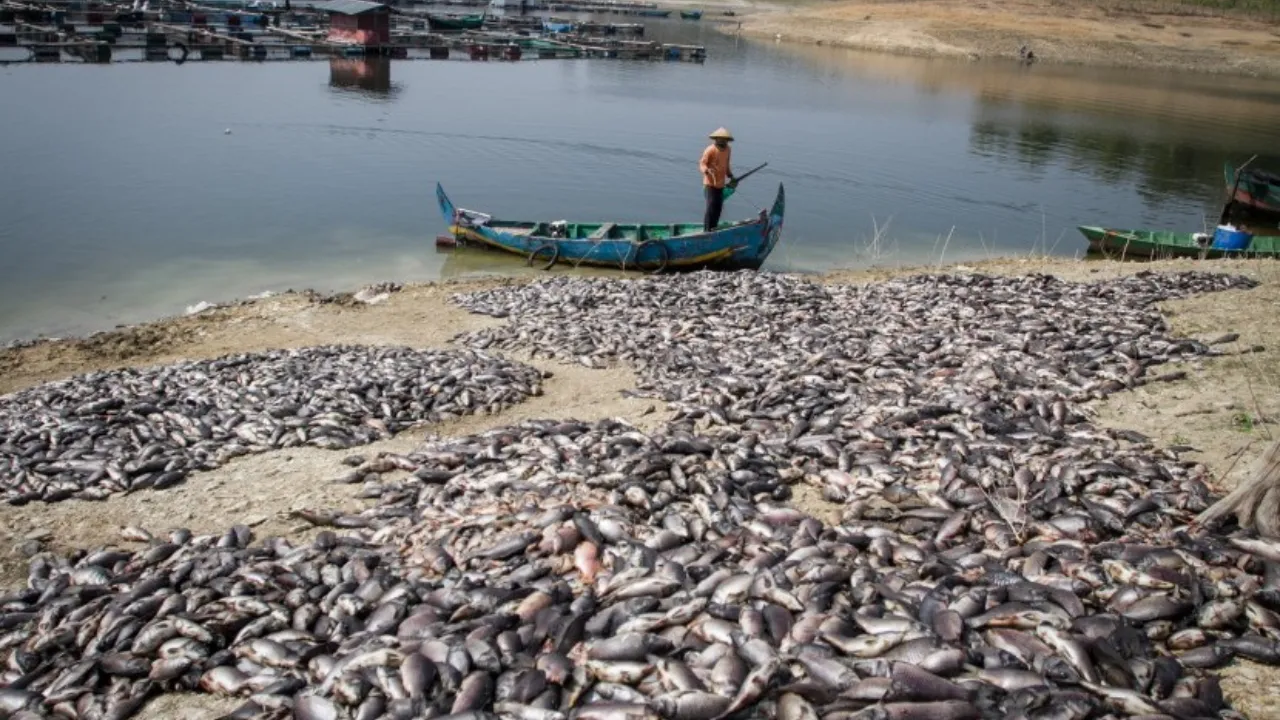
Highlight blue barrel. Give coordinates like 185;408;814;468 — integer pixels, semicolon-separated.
1212;225;1253;251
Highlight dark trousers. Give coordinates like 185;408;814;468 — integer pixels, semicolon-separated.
704;185;724;232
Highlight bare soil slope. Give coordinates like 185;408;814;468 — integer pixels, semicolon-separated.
736;0;1280;76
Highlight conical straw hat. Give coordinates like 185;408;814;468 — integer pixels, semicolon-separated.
708;127;734;141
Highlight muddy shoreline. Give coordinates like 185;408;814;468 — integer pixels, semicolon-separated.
4;258;1280;719
722;0;1280;78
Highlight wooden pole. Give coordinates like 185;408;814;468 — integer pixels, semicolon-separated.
1221;154;1259;226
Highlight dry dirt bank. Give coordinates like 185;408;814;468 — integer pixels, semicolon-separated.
733;0;1280;77
3;258;1280;717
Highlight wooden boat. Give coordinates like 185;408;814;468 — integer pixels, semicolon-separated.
427;12;485;31
1077;225;1280;259
435;182;786;272
679;9;702;19
1224;161;1280;215
637;9;671;16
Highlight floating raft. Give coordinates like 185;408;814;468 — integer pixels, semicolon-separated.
0;0;701;62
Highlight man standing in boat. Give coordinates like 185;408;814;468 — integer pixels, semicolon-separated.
701;128;736;232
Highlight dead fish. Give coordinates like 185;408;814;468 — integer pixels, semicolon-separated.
586;634;674;663
1;271;1270;720
0;345;544;505
649;690;731;720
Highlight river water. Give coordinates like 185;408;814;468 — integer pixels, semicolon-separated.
1;15;1279;343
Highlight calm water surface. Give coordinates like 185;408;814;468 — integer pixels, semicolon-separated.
2;17;1279;343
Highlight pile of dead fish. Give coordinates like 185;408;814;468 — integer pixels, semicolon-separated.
3;415;1277;720
452;270;1262;506
0;345;546;505
2;269;1275;720
452;270;1254;412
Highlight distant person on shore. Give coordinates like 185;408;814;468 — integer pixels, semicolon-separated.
701;128;736;231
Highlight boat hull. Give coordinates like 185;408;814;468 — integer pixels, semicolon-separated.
1224;161;1280;215
427;13;485;30
435;183;786;273
1077;225;1280;259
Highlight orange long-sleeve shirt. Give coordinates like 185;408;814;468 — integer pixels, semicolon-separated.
700;144;732;189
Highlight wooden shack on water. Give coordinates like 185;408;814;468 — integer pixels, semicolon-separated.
305;0;389;45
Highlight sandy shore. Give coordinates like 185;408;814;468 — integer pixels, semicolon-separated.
3;257;1280;718
726;0;1280;78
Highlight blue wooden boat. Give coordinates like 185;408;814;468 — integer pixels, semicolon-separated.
435;182;786;273
679;9;702;19
637;9;672;17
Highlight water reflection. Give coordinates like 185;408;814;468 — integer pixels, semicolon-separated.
960;64;1280;212
328;57;399;100
437;243;638;281
764;41;1280;217
968;105;1280;213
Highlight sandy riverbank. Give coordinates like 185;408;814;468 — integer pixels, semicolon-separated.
3;257;1280;718
725;0;1280;78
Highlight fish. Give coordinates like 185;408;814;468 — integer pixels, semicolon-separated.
0;345;546;504
0;269;1270;720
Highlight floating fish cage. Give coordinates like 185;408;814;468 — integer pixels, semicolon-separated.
0;2;704;64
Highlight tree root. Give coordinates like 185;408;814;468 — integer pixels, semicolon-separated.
1198;438;1280;538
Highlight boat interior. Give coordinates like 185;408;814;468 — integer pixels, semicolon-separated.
1243;167;1280;185
486;220;739;240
